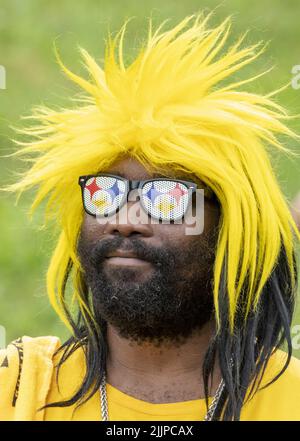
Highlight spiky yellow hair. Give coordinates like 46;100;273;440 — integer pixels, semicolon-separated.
4;14;300;332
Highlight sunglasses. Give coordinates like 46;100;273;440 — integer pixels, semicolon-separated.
78;173;202;222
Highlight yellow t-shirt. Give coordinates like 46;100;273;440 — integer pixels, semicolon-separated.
0;335;300;421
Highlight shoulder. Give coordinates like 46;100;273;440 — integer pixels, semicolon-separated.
48;339;87;401
263;349;300;385
0;335;61;421
242;350;300;421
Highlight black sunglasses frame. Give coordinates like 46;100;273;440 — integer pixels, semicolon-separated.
78;173;199;221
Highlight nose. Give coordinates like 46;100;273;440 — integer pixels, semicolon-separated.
102;200;153;238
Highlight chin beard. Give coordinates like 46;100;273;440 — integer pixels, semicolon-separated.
77;234;215;347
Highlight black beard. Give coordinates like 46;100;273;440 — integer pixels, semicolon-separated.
77;233;216;347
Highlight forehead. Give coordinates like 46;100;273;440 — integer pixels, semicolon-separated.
106;157;154;180
104;156;206;186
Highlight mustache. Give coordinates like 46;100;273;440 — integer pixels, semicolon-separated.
78;235;175;269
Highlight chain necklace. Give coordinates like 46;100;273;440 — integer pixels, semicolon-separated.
99;370;225;421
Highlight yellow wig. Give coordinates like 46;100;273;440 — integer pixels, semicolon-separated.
4;14;300;333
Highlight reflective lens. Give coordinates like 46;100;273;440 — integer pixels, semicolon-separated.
80;176;194;221
141;180;190;221
83;176;127;216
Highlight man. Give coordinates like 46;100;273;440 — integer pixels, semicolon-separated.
1;14;300;421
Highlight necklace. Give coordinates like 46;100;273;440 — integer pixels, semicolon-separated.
99;370;225;421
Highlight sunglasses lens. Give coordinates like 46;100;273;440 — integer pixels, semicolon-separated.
141;180;190;221
83;176;126;216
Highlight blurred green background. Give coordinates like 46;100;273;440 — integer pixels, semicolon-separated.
0;0;299;357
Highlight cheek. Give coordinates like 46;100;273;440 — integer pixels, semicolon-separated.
151;203;220;264
203;203;220;235
152;200;220;244
171;201;220;238
81;214;106;242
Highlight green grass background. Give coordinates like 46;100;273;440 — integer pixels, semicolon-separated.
0;0;299;357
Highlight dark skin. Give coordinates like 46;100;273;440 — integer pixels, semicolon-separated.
79;156;221;403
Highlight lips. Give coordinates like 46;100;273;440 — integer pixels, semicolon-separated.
104;249;151;267
106;249;143;259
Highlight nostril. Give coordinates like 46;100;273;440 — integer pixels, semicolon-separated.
110;229;123;236
128;231;143;237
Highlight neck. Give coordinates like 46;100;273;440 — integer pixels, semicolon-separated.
105;320;221;403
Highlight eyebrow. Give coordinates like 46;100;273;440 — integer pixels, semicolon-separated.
110;171;207;187
106;172;172;180
151;172;174;179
